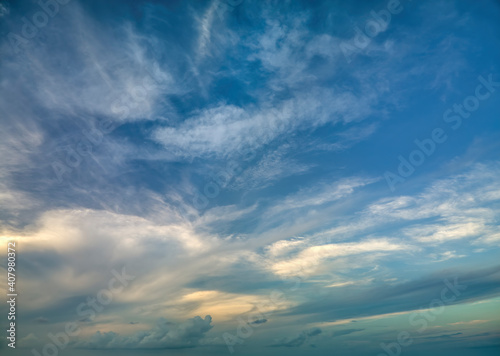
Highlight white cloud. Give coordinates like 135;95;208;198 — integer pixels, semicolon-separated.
195;1;218;61
153;86;373;160
0;208;218;312
152;7;380;160
404;221;486;243
0;3;9;17
448;320;489;326
266;238;306;258
1;3;176;124
474;232;500;246
269;239;411;277
272;177;378;215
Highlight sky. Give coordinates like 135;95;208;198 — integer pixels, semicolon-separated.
0;0;500;355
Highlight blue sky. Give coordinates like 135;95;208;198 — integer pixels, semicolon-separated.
1;0;500;355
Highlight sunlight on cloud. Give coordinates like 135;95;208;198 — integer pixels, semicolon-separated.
269;239;411;277
404;221;486;243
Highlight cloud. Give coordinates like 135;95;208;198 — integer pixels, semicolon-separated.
229;142;313;190
79;315;213;349
475;232;500;246
0;2;499;353
1;2;175;124
194;0;218;61
250;318;267;325
265;238;306;258
1;208;218;314
430;251;466;262
150;4;387;161
285;265;500;324
270;327;322;347
313;123;379;152
0;2;9;17
448;320;489;326
331;328;364;338
288;162;500;253
269;238;411;276
326;281;362;288
420;332;463;340
404;222;486;243
270;176;378;215
153;86;374;160
0;1;184;229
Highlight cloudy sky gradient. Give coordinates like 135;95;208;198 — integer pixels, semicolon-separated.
1;0;500;355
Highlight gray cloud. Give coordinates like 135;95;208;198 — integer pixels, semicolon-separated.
270;327;322;347
420;332;463;340
281;265;500;323
78;315;213;349
250;318;267;325
331;328;364;338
